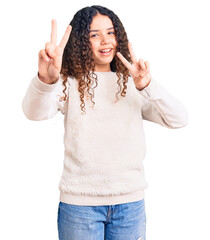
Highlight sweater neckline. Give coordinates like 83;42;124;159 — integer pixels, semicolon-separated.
93;71;116;74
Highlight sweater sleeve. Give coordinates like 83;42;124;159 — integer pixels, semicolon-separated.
22;74;68;121
137;78;188;129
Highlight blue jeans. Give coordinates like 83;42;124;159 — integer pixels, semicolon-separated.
57;199;146;240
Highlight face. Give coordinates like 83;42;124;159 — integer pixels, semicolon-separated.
89;13;117;72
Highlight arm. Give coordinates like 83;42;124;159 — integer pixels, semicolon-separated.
138;78;188;128
117;43;188;128
22;19;71;121
22;74;67;121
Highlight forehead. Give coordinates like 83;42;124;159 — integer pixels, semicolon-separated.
90;14;113;30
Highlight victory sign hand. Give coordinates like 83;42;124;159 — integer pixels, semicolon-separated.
117;43;151;90
38;19;72;84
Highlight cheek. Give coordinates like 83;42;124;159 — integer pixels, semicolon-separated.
90;40;99;52
89;44;98;59
112;37;117;47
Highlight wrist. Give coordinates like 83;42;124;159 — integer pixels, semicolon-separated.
38;72;59;84
136;78;151;91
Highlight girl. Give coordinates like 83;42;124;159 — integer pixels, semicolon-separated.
22;5;188;240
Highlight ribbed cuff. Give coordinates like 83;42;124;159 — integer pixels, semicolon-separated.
32;74;60;93
137;78;159;99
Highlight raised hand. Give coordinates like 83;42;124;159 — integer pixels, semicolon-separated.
38;19;72;84
116;43;151;90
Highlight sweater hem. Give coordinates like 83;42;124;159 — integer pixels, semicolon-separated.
59;190;145;206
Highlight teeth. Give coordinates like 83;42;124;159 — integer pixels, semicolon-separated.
100;49;111;53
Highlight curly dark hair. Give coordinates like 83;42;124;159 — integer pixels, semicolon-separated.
60;5;131;114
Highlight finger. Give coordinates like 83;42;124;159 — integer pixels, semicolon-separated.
145;61;150;71
138;59;146;70
45;42;56;58
39;49;50;62
128;42;137;64
116;52;132;70
51;19;57;47
58;25;72;50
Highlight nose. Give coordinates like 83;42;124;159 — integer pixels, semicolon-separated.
101;34;110;45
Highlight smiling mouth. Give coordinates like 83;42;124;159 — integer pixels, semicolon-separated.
99;48;112;53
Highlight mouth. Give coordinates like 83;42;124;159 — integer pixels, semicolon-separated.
99;48;113;55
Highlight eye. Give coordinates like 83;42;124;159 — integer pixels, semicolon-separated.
108;31;115;35
90;34;99;38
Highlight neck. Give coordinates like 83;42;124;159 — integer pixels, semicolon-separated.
94;64;111;72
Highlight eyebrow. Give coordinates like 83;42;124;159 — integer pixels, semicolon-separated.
89;27;114;32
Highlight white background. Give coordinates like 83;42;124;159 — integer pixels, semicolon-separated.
0;0;209;239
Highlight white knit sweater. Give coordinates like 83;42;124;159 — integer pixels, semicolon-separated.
22;72;188;206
